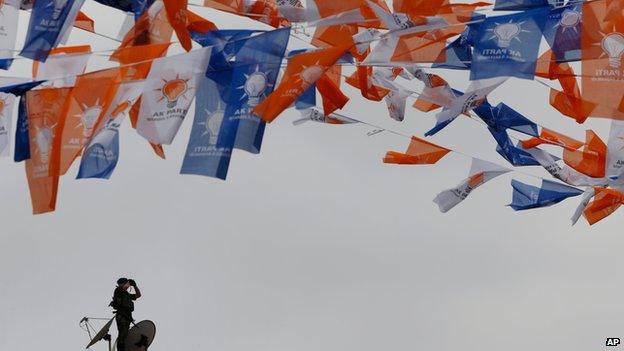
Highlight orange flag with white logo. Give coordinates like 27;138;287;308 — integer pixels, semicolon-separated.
581;1;624;119
24;88;72;214
164;0;192;51
383;136;451;164
254;44;353;123
49;69;121;177
112;0;174;58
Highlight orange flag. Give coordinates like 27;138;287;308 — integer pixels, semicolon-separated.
383;136;451;164
75;11;95;33
24;88;72;214
49;69;121;177
316;65;349;115
112;0;174;57
584;187;624;225
254;44;353;123
523;129;607;178
164;0;192;51
581;1;624;119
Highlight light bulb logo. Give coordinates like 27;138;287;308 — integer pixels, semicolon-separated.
200;104;225;144
35;126;53;163
559;10;581;31
49;0;69;20
79;105;102;138
601;32;624;69
238;66;271;107
487;21;527;48
299;64;324;89
157;76;190;108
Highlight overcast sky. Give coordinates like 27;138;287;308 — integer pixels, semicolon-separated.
1;2;623;351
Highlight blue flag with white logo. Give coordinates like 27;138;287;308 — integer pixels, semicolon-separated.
20;0;85;62
93;0;154;18
181;70;233;180
543;3;582;62
471;8;549;80
509;179;582;210
216;27;290;154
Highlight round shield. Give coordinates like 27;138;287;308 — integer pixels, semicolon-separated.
125;320;156;351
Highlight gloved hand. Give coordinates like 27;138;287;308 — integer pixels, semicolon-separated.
129;279;137;287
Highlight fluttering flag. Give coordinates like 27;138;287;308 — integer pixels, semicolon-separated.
471;7;548;80
489;128;540;166
181;28;289;180
254;43;353;123
216;28;290;154
571;188;595;225
32;45;92;88
434;158;510;213
426;77;507;136
112;0;174;57
164;0;192;51
383;136;451;165
543;3;582;62
136;47;212;145
523;129;607;178
77;80;146;179
24;87;72;214
0;92;15;157
582;187;624;225
473;100;539;136
180;71;231;179
50;68;121;177
509;179;583;211
0;0;20;70
493;0;555;12
292;108;359;125
606;120;624;179
20;0;87;62
581;1;624;119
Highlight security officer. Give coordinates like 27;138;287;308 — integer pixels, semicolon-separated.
110;278;141;351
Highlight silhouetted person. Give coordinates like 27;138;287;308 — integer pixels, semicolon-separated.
110;278;141;351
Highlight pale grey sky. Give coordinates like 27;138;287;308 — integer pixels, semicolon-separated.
0;2;622;351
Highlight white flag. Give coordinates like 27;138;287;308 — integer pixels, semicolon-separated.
433;158;510;213
137;47;212;145
606;120;624;178
0;0;20;62
571;188;595;225
0;93;15;157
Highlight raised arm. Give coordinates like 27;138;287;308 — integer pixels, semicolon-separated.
130;279;142;299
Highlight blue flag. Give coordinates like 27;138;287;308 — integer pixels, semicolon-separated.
181;70;233;180
76;118;121;179
20;0;86;61
191;29;264;71
494;0;557;11
216;28;290;154
474;101;539;136
489;128;541;166
93;0;155;18
0;59;14;70
543;3;582;62
182;29;290;179
471;8;549;80
509;179;582;210
432;13;485;70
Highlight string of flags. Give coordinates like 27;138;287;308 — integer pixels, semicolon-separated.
1;0;624;226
